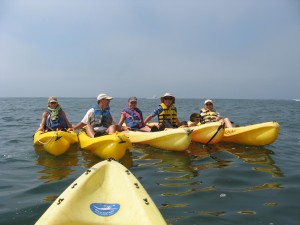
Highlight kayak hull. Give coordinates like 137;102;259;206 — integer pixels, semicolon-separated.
78;131;132;160
190;122;225;144
35;159;167;225
33;131;78;156
222;121;280;146
123;127;192;151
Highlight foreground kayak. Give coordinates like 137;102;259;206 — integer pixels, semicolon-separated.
222;121;280;146
33;130;78;156
78;130;132;160
189;122;225;144
123;127;193;151
35;159;167;225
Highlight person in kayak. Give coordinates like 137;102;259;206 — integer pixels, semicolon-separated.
72;93;122;137
118;96;152;132
199;99;232;128
37;96;73;132
144;92;187;130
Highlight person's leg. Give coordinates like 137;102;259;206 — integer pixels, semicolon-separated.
86;124;96;137
223;118;233;128
107;125;117;134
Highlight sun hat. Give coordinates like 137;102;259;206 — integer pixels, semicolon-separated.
204;99;213;104
48;96;58;103
97;93;113;101
160;92;175;103
128;96;137;102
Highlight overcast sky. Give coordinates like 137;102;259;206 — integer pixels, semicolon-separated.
1;0;299;99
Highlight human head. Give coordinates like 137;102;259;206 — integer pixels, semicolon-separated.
48;96;58;104
204;99;213;107
160;92;175;104
48;96;58;107
128;96;137;103
97;93;113;103
128;96;137;108
190;113;201;122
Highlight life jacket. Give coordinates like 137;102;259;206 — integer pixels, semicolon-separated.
45;106;68;130
123;108;143;129
200;107;218;123
88;105;112;128
158;103;177;126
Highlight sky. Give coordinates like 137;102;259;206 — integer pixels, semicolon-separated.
1;0;300;99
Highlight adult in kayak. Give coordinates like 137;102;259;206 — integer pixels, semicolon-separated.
118;96;152;132
144;92;186;130
37;96;73;132
73;93;122;137
199;99;232;128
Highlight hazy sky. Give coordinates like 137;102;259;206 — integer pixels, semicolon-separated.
1;0;299;99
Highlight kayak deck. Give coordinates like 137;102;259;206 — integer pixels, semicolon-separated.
35;159;167;225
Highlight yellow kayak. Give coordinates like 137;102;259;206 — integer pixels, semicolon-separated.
78;130;132;160
189;122;225;144
222;121;280;146
35;159;167;225
33;130;78;156
123;127;192;151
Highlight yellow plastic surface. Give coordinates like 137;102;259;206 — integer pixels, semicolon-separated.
222;121;280;146
189;122;225;144
123;127;192;151
35;160;167;225
78;131;132;160
33;131;78;156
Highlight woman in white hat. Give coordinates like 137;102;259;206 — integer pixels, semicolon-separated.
73;93;122;137
144;92;183;130
37;96;73;132
199;99;232;128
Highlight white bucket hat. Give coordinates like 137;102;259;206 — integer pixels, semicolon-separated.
160;92;175;103
97;93;113;101
204;99;213;104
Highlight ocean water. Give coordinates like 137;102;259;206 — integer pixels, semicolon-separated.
0;97;299;225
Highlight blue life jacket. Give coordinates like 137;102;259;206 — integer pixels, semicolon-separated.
45;108;67;130
89;105;112;128
123;108;143;129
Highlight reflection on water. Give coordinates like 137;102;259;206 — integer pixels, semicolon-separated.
217;142;284;178
187;142;284;178
80;149;133;169
34;144;79;183
35;145;134;183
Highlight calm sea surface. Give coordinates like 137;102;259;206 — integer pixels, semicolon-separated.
0;97;299;225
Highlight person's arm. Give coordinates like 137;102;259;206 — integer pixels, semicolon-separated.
118;113;126;126
215;112;222;121
73;122;86;130
144;106;161;124
143;115;153;125
61;110;73;128
72;109;91;130
37;112;48;132
176;118;180;126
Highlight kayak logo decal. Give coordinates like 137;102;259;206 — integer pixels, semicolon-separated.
90;203;120;217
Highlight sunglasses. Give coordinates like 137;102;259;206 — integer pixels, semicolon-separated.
164;97;173;100
130;101;137;104
50;102;57;104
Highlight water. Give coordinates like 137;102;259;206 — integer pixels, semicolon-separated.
0;97;299;225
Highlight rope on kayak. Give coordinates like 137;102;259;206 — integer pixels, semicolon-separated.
206;122;225;144
37;132;58;145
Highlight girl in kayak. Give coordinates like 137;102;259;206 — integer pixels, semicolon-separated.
118;96;151;132
37;96;73;132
